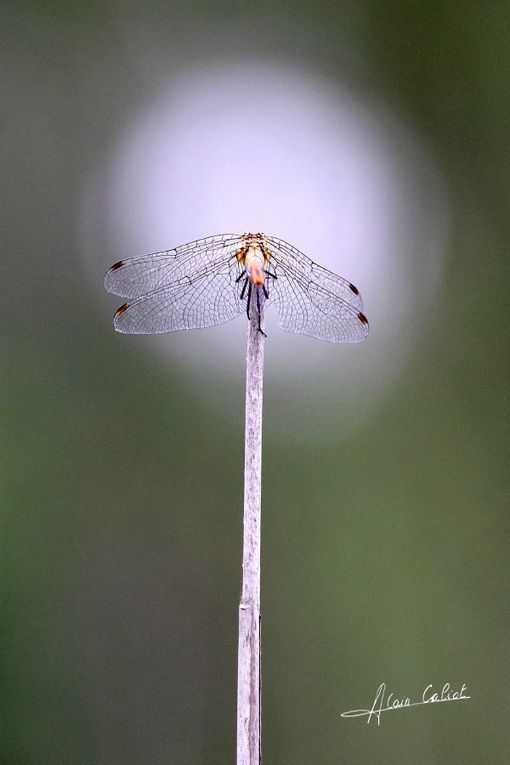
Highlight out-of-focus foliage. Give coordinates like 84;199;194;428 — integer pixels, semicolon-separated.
1;1;509;762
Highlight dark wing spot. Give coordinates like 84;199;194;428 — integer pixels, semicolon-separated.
110;260;125;271
115;303;129;316
358;311;369;326
349;283;359;296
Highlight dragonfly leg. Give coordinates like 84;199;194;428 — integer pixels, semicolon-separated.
262;269;275;299
246;283;252;320
256;286;267;337
236;269;247;283
240;276;249;301
264;270;277;295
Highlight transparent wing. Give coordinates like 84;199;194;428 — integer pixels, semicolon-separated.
264;236;368;343
265;235;364;311
105;234;241;298
112;257;244;334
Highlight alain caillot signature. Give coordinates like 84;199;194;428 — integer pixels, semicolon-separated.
341;682;470;726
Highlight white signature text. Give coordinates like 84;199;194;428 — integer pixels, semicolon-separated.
341;682;470;725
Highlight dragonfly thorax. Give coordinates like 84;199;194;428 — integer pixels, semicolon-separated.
245;249;265;286
236;233;270;285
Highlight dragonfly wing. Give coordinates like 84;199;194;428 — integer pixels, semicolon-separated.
269;274;368;343
264;236;369;343
265;235;364;311
112;258;244;334
105;234;240;298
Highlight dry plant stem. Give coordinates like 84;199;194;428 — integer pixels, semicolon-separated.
237;293;265;765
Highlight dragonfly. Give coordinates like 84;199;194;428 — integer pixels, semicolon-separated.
104;233;369;343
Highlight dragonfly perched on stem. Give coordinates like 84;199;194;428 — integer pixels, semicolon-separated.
104;232;369;342
104;231;369;765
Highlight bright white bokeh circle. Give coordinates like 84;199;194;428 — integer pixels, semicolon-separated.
83;60;448;440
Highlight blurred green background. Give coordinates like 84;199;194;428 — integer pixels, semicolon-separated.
2;1;509;763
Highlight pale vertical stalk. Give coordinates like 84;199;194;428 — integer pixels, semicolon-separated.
237;291;265;764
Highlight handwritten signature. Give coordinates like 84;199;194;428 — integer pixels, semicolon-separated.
341;682;470;726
